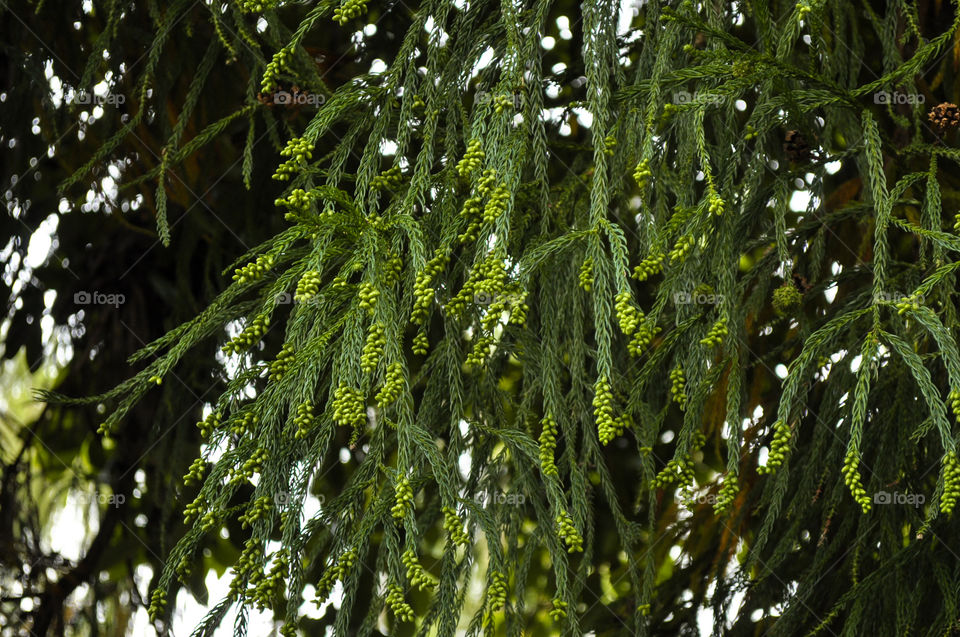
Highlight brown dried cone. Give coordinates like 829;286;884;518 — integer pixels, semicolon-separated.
791;272;812;294
783;130;812;162
929;102;960;131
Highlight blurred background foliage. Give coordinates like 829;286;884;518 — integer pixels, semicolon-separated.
0;1;290;633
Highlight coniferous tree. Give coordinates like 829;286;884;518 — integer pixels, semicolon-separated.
8;0;960;635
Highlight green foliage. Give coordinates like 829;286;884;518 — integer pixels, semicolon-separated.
17;0;960;635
